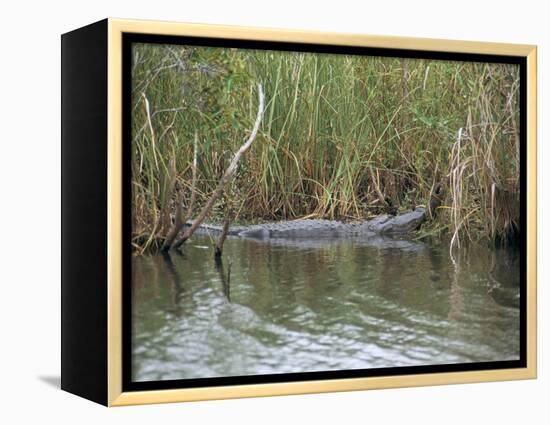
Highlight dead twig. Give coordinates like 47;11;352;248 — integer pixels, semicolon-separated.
184;131;199;223
214;216;231;257
161;154;178;236
369;166;386;206
368;166;397;215
172;83;265;250
161;131;199;252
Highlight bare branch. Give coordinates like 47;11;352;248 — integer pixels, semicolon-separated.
369;166;386;206
161;131;199;252
214;217;231;257
172;83;265;250
161;154;178;236
141;93;159;170
184;131;199;223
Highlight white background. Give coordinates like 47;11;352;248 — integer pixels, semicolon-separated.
0;0;546;422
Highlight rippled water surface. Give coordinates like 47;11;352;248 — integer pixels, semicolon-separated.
132;234;520;381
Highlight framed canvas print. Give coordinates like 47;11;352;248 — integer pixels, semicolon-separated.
61;18;537;406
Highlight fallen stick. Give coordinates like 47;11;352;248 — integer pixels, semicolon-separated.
172;83;265;250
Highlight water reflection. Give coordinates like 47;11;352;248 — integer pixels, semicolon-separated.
132;235;520;382
214;256;231;302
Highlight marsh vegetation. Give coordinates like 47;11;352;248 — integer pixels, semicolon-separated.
130;43;520;254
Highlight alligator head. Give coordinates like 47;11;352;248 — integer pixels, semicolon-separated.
368;207;427;235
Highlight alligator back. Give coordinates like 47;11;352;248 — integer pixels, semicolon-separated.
188;208;426;239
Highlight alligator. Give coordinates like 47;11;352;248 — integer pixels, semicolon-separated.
187;207;427;240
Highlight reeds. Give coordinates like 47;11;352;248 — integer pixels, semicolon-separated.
131;43;521;253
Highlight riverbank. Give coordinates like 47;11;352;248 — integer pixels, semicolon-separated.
131;43;520;253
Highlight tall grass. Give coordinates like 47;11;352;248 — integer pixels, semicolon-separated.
131;43;520;253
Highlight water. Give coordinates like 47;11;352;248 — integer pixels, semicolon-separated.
131;234;520;382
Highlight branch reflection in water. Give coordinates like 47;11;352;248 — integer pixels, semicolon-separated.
131;235;520;382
